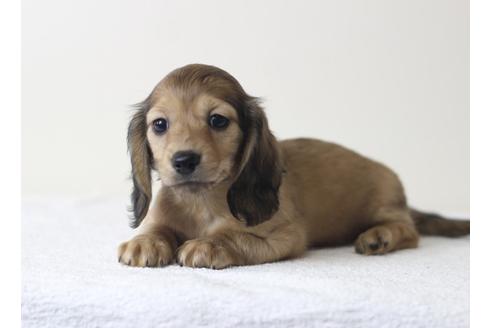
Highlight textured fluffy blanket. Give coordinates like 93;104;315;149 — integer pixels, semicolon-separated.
22;197;469;328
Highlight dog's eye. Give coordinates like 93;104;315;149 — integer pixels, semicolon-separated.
152;118;168;134
209;114;229;130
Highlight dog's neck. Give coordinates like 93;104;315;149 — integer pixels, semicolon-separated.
163;179;233;217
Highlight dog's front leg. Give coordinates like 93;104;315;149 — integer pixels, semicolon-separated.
177;222;306;269
118;226;178;267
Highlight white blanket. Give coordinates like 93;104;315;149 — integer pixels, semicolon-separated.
22;197;469;328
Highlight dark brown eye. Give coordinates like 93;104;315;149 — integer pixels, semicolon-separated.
209;114;229;130
152;118;168;134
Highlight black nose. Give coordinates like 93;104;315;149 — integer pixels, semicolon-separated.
172;151;201;175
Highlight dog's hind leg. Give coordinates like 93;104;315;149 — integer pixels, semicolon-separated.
354;207;419;255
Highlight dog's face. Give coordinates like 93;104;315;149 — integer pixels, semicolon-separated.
127;64;283;228
146;91;242;190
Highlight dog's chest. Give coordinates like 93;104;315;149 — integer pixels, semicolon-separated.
171;198;231;241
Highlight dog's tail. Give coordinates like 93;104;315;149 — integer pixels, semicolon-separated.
410;208;470;237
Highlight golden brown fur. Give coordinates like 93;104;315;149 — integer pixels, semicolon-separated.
118;64;469;269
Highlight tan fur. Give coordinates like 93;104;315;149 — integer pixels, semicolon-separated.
118;64;467;269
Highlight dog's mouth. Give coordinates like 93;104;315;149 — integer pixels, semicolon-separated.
176;181;214;187
163;169;230;192
172;180;216;191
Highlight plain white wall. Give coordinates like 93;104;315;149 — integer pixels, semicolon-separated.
22;0;469;214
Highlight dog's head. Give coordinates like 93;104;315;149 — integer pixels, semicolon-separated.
127;64;283;228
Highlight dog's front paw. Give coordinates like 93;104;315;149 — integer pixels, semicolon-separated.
118;234;174;267
177;238;237;269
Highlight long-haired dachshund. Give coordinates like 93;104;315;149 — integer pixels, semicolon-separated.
118;64;469;269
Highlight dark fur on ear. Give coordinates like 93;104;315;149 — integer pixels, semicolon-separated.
227;99;283;226
127;98;153;228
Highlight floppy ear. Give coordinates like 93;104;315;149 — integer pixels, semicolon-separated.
227;100;283;226
127;101;152;228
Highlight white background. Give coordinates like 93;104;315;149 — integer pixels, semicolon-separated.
22;0;469;215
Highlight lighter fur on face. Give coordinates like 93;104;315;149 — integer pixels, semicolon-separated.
118;64;470;269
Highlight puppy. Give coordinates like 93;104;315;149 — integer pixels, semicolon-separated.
118;64;469;269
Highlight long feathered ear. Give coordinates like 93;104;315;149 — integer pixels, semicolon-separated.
227;100;283;226
127;100;152;228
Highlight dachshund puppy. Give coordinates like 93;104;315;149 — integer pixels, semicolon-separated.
118;64;469;269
